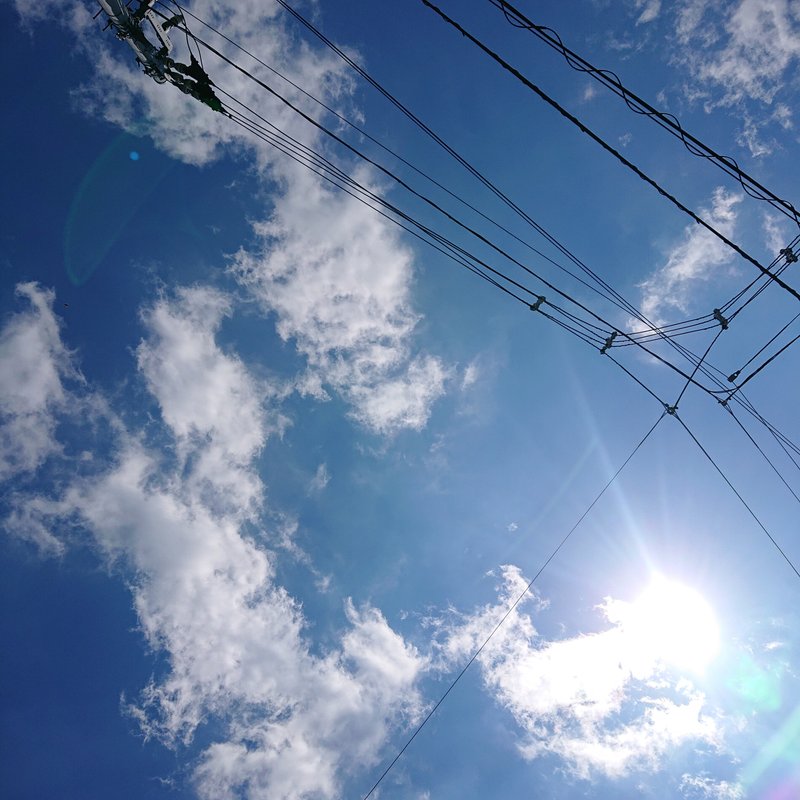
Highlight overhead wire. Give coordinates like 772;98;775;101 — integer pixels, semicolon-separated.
153;0;669;324
165;5;800;478
164;3;800;488
361;411;667;799
675;413;800;580
259;0;800;415
725;311;800;383
723;404;800;506
725;332;800;398
159;15;736;402
419;0;800;305
269;0;730;344
486;0;800;228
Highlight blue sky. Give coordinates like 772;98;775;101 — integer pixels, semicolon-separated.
2;1;799;798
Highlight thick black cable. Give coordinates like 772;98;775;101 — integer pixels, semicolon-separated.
264;0;778;399
488;0;800;228
222;106;533;307
145;5;797;423
675;414;800;580
722;241;799;320
155;10;800;476
361;412;666;799
224;93;635;359
420;0;800;305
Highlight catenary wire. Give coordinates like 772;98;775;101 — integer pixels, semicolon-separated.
142;6;797;536
487;0;800;228
153;0;686;328
163;20;733;399
420;0;800;305
269;0;728;341
725;311;800;382
726;333;800;398
175;11;800;468
175;6;800;476
723;404;800;506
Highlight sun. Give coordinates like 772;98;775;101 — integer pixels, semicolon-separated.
626;576;721;674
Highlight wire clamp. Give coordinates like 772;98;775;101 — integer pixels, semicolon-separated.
529;295;545;312
780;247;798;264
713;308;729;330
727;370;740;383
599;330;617;354
664;403;678;416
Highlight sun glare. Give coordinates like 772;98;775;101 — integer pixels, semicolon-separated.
628;576;720;674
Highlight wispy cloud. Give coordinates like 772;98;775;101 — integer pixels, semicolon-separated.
635;0;662;25
309;462;331;493
0;283;80;487
636;188;742;326
680;773;745;799
675;0;800;107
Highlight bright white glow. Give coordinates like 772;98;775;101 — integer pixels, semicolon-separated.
627;577;720;674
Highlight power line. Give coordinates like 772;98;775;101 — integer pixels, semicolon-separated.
269;0;729;344
361;412;667;799
166;19;732;402
419;0;800;305
256;0;800;411
675;414;800;580
723;404;800;506
170;8;800;468
725;311;800;383
159;5;800;481
726;332;800;398
486;0;800;228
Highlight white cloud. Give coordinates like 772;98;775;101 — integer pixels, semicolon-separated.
680;773;745;799
137;287;268;516
54;0;450;435
6;283;427;800
636;188;742;325
309;462;331;493
13;0;92;32
736;113;775;157
635;0;662;24
761;211;790;256
461;360;480;390
0;283;80;485
434;566;725;781
348;354;449;435
675;0;800;107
